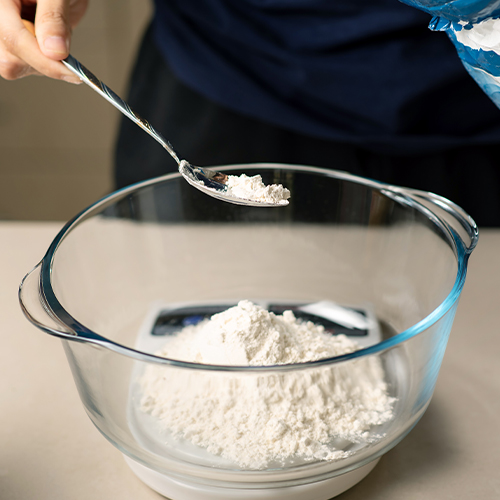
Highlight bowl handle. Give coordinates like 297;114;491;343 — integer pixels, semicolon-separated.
19;263;131;354
405;189;478;254
19;262;77;339
383;187;479;255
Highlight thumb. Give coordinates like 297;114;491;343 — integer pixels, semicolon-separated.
34;0;71;60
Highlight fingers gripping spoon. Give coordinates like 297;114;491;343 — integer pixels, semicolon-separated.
62;55;288;207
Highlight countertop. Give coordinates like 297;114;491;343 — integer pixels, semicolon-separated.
0;221;498;500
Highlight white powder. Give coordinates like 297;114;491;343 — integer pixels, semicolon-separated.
454;18;500;51
140;300;394;469
226;174;290;205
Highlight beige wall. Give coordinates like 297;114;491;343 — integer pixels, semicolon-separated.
0;1;152;221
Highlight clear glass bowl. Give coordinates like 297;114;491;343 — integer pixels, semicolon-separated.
19;164;477;499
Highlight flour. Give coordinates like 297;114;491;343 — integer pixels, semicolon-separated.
453;18;500;51
226;174;290;205
140;301;394;469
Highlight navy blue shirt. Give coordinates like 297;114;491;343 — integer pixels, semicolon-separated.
152;0;500;153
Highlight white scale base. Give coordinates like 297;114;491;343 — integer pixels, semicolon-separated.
124;455;379;500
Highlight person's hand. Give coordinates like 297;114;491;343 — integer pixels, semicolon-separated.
0;0;88;82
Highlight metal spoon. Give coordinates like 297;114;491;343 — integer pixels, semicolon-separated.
62;55;287;207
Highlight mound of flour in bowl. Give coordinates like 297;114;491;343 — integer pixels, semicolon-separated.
140;300;394;468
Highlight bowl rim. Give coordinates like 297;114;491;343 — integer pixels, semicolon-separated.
35;163;477;371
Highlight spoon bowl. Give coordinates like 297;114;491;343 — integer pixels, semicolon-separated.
179;161;289;207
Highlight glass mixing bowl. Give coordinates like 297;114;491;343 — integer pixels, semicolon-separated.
19;164;477;500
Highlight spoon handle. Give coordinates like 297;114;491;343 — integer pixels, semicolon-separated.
62;55;181;165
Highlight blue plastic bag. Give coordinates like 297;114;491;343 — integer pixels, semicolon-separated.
401;0;500;108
